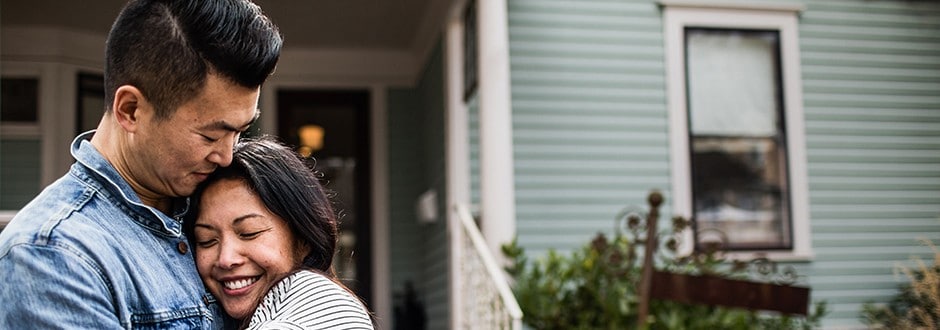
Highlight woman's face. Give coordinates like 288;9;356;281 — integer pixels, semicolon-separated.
193;178;308;320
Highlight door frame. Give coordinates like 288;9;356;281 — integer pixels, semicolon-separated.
260;82;391;328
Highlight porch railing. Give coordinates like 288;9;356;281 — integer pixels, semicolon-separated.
451;203;523;330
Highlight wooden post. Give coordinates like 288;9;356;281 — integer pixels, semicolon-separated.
636;191;663;329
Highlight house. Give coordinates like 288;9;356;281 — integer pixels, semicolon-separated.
2;0;938;328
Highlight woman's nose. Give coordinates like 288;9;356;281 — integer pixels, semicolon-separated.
216;240;245;269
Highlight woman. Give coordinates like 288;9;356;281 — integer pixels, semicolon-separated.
186;136;374;329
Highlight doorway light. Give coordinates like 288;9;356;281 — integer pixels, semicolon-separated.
298;124;324;157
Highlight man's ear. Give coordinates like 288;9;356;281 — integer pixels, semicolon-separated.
112;85;147;132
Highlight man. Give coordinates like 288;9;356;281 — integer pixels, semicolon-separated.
0;0;281;328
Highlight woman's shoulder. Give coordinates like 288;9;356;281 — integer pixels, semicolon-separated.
278;270;358;299
269;270;359;305
249;270;374;330
284;269;335;287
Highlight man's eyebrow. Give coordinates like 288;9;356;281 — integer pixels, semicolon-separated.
201;110;260;132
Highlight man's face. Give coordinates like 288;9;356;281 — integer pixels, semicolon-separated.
127;74;259;204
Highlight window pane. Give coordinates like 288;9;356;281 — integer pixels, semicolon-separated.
685;28;792;250
687;29;779;137
1;78;39;123
690;137;791;250
0;139;41;209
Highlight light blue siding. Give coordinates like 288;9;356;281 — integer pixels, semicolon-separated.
507;0;672;260
387;40;450;329
498;0;940;328
799;1;940;326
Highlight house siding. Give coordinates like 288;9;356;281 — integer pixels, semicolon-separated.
507;0;671;253
497;0;940;328
799;0;940;326
387;40;449;329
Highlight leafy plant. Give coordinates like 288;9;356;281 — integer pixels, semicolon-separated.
502;193;827;329
862;239;940;329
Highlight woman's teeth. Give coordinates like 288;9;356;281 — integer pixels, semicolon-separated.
224;277;258;290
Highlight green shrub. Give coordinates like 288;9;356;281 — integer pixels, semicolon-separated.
502;196;827;329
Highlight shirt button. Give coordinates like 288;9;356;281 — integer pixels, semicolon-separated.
177;241;189;255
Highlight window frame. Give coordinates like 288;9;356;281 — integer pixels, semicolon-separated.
0;67;44;228
661;1;812;260
0;63;102;229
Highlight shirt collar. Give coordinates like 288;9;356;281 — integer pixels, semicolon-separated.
70;130;188;236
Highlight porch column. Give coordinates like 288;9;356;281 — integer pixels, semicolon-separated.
477;0;516;261
445;13;468;330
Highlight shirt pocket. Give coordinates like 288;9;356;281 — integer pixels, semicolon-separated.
130;307;209;330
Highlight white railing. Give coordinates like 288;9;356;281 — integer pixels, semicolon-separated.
451;203;523;330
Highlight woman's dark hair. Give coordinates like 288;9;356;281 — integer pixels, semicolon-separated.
187;135;338;273
185;136;374;326
105;0;282;120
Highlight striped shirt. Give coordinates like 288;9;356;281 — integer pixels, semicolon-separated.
247;270;374;330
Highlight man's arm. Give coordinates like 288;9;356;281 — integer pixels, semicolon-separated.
0;243;123;329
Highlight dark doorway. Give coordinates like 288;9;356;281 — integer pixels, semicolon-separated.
277;89;372;307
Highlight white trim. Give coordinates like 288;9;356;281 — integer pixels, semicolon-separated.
369;86;391;330
38;63;61;187
658;0;805;13
259;83;278;135
662;4;813;261
0;124;42;138
476;0;517;262
445;10;470;329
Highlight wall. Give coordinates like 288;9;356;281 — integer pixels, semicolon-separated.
387;40;449;329
797;0;940;326
502;0;940;328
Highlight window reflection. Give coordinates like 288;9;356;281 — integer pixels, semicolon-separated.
685;28;793;250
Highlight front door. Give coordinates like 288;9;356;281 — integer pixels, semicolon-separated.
276;89;372;306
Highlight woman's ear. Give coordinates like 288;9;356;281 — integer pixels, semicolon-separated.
111;85;147;132
295;239;313;267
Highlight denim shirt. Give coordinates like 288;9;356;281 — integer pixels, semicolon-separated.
0;131;224;329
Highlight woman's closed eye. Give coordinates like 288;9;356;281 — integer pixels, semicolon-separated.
196;238;218;248
239;228;271;240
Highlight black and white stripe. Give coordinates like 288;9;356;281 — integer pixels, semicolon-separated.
247;270;374;330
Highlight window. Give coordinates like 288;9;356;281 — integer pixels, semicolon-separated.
1;71;105;231
662;2;811;259
1;77;42;224
1;28;108;231
1;78;39;123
